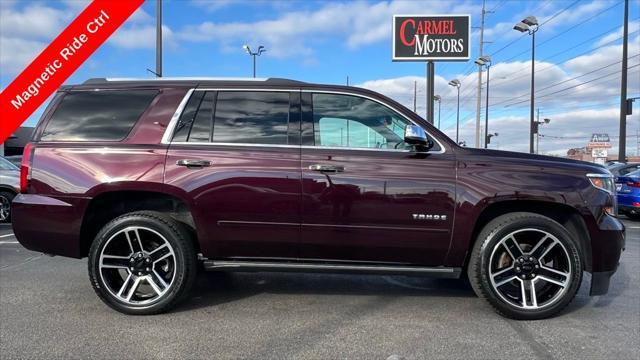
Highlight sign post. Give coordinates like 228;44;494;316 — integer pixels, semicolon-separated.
393;15;470;125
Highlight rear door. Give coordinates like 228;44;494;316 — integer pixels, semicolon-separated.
164;89;302;259
299;91;456;265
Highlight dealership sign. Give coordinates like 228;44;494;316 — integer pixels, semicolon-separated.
588;133;612;149
392;15;470;61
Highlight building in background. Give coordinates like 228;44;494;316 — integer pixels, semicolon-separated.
1;127;34;157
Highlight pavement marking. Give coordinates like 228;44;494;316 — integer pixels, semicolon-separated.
0;233;15;238
0;240;19;244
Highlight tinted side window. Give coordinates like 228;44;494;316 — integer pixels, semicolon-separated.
188;92;215;142
312;93;411;149
172;91;205;142
212;92;290;145
41;90;158;141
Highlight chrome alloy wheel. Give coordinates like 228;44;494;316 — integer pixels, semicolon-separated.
98;226;176;306
0;195;10;221
488;228;572;310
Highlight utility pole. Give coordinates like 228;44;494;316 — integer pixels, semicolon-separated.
155;0;162;77
536;108;540;154
426;62;435;124
619;0;629;161
346;76;350;86
413;80;417;113
474;0;487;148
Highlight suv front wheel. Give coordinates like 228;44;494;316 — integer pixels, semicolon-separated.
88;211;196;315
468;212;582;320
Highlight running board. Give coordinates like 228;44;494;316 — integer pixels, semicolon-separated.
203;260;461;278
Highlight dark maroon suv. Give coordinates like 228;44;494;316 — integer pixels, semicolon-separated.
12;78;624;319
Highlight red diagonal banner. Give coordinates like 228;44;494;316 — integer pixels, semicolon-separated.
0;0;144;142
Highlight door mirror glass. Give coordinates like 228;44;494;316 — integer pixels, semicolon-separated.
404;125;433;151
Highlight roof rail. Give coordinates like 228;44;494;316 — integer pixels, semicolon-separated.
84;77;274;84
82;77;311;85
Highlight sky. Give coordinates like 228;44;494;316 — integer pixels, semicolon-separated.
1;0;639;156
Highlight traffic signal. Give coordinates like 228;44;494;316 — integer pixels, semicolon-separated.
626;99;634;115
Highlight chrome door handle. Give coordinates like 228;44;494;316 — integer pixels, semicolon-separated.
176;159;212;168
309;164;345;173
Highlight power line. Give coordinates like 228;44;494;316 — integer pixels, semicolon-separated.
503;64;640;107
488;54;640;108
500;1;624;63
539;0;581;26
490;27;640;89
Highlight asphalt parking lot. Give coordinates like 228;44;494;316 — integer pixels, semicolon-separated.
0;220;638;359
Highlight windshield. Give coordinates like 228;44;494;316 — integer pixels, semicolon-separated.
0;157;18;171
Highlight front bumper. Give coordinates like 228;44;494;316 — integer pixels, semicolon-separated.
587;214;625;295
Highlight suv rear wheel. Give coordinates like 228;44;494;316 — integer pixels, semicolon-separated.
468;212;582;320
88;211;196;315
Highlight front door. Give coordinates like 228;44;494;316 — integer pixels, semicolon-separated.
299;92;455;265
164;89;301;259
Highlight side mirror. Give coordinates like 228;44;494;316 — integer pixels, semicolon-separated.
404;125;433;151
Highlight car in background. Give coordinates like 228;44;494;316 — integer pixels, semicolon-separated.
4;155;22;168
607;162;640;178
0;156;20;222
616;168;640;220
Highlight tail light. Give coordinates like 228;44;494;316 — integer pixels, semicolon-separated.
626;181;640;188
20;142;34;193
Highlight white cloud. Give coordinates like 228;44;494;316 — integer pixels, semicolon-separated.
0;3;78;79
175;0;478;61
0;4;72;39
483;0;613;54
0;2;165;82
354;30;640;155
110;25;175;49
595;20;640;47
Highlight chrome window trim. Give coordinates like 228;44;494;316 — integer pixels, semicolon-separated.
161;88;195;144
160;88;447;154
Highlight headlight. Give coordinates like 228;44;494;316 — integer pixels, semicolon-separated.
587;173;616;216
586;173;615;194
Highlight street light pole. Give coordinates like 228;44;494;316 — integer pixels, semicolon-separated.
530;29;536;154
448;79;461;143
475;56;491;148
514;16;539;154
243;45;266;78
434;95;442;129
155;0;162;77
252;55;256;78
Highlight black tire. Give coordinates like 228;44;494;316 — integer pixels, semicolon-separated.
88;211;197;315
467;212;582;320
0;191;15;223
626;212;640;221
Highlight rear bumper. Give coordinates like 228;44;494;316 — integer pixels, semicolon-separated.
11;194;85;258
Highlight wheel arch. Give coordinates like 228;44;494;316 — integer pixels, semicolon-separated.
462;200;592;272
0;185;18;195
79;190;200;258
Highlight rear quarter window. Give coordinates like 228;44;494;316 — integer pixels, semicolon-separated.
40;90;158;142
